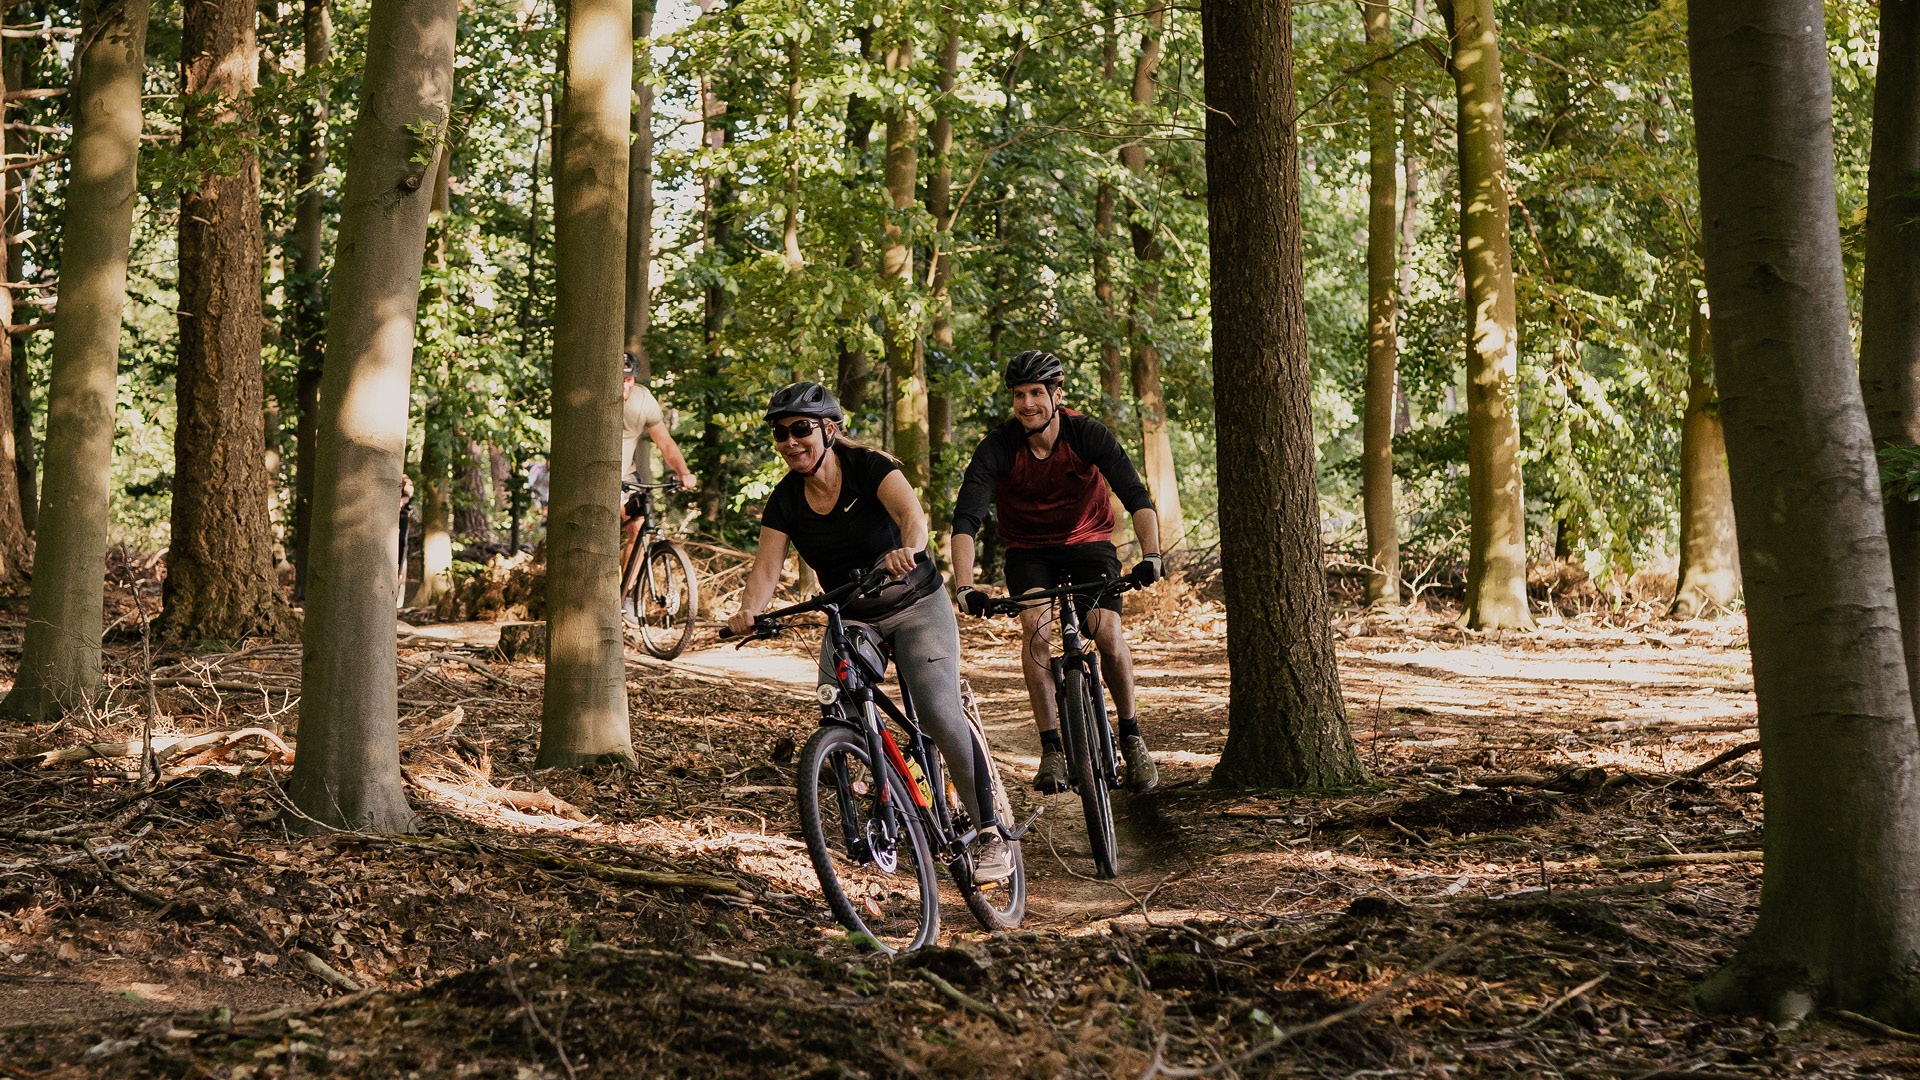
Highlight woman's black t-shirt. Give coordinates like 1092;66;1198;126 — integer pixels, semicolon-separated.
762;444;903;592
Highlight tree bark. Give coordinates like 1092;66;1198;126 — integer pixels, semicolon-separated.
454;438;493;542
408;147;454;607
835;30;875;419
1202;0;1362;789
291;0;330;602
6;45;35;539
286;0;456;832
0;0;147;724
1439;0;1530;629
623;3;653;383
409;440;451;605
880;18;927;493
1689;0;1920;1026
1672;303;1740;617
166;0;298;643
0;41;29;583
537;0;635;769
1860;0;1920;710
1121;2;1184;554
925;21;957;560
1361;0;1399;606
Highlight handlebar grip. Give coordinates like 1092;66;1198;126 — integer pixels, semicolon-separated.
716;626;737;640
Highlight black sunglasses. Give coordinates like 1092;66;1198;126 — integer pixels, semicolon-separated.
769;419;823;443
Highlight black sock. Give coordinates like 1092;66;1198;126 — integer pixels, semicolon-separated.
1040;730;1063;752
1118;717;1141;740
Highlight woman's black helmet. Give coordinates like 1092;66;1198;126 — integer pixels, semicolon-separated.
765;381;844;423
1004;350;1066;388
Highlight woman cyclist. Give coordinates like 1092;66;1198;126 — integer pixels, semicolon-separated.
726;382;1013;882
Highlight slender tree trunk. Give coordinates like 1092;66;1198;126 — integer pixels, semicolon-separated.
0;45;28;583
1860;0;1920;709
1120;3;1184;554
286;0;456;832
1672;303;1740;617
1440;0;1530;629
880;21;927;493
925;22;957;560
1688;0;1920;1026
454;439;493;542
1360;0;1400;606
1203;0;1362;789
623;1;654;460
291;0;330;601
538;0;635;769
166;0;297;642
1095;8;1127;442
0;0;147;724
835;35;875;418
408;147;454;607
5;46;33;537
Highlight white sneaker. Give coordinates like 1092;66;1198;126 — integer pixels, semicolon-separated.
973;833;1015;883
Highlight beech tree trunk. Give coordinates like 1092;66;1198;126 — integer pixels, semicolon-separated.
286;0;456;832
624;3;654;391
925;22;958;558
1361;0;1400;606
537;0;636;769
835;36;875;418
0;46;30;583
1203;0;1362;789
166;0;298;642
880;21;927;493
1440;0;1530;629
454;439;493;542
291;0;330;601
1860;0;1920;710
1689;0;1920;1026
408;149;455;607
1121;2;1184;554
0;0;147;724
6;47;35;537
1672;304;1740;617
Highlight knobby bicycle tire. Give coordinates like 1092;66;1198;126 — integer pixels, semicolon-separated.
635;540;698;660
796;725;939;953
1062;668;1120;879
960;696;1026;931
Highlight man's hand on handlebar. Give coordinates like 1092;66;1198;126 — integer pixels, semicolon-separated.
675;470;698;491
956;585;991;617
1129;553;1165;587
725;609;758;637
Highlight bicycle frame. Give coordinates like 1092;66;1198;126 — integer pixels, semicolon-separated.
1046;591;1122;793
619;481;674;598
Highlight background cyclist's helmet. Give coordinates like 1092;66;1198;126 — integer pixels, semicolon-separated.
622;351;641;378
1004;350;1066;388
765;381;844;423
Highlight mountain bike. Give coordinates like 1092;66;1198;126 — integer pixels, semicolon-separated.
620;479;699;660
720;569;1035;954
981;576;1139;880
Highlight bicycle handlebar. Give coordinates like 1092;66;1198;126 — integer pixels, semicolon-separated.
977;575;1138;618
621;477;684;495
716;565;894;644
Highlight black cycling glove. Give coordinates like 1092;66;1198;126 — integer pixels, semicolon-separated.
1129;553;1165;587
956;586;991;617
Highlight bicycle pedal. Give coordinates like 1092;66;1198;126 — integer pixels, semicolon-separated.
1005;805;1045;840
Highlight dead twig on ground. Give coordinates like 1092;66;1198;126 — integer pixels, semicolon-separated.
499;961;578;1080
918;968;1017;1027
1685;740;1760;778
1600;850;1760;870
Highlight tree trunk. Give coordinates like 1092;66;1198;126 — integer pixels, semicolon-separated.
925;21;957;561
1672;304;1740;617
1121;2;1184;554
1203;0;1362;790
1689;0;1920;1026
409;442;452;605
1359;0;1400;607
6;46;35;538
1860;0;1920;711
537;0;635;769
880;23;926;493
623;4;653;403
0;0;148;724
408;147;455;607
291;0;330;602
286;0;456;832
1441;0;1530;629
166;0;297;642
0;45;29;583
835;36;875;419
454;439;493;542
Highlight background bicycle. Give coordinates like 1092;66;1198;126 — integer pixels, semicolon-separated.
620;479;699;660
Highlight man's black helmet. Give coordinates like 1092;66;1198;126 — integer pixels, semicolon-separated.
765;381;844;423
1004;350;1066;388
622;351;640;378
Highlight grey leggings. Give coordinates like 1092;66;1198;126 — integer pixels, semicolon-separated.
819;590;995;828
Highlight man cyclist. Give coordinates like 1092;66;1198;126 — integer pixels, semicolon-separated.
949;350;1163;795
622;352;697;623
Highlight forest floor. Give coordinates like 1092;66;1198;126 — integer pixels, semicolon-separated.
0;577;1914;1078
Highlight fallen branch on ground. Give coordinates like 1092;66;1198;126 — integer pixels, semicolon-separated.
1828;1008;1920;1044
408;770;587;822
919;968;1016;1027
25;728;291;768
293;948;363;992
481;842;744;895
1599;850;1760;870
1685;740;1760;778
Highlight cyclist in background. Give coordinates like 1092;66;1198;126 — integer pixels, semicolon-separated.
949;350;1164;795
726;382;1014;882
622;352;698;623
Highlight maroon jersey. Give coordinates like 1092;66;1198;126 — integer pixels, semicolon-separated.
952;409;1154;549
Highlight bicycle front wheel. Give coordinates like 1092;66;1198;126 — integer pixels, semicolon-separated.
962;713;1027;931
1062;668;1120;879
797;725;939;954
635;540;698;660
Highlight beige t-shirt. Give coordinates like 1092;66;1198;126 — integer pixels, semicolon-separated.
622;382;666;479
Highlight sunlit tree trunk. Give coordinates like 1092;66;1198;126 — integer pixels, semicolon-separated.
1440;0;1530;629
1121;2;1184;554
291;0;330;601
624;2;656;478
537;0;636;769
408;148;454;608
1361;0;1400;606
1203;0;1362;789
925;22;957;560
286;0;456;832
1860;0;1920;708
880;14;927;493
1689;0;1920;1026
1673;303;1740;617
166;0;298;642
0;0;147;724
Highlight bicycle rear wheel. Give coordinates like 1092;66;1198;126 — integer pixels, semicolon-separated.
797;725;939;953
635;540;698;660
961;709;1026;931
1063;668;1120;879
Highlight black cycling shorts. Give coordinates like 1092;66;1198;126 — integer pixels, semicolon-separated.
1003;541;1125;616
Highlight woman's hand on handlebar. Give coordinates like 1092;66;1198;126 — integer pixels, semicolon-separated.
726;609;758;637
674;470;699;491
883;546;918;577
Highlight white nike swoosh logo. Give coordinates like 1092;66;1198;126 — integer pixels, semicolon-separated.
844;498;859;511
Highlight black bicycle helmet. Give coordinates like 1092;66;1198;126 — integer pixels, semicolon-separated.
765;381;844;423
1004;350;1066;388
622;351;641;378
